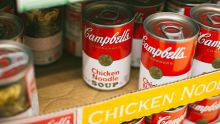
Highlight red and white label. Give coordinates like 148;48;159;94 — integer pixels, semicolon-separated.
64;6;82;57
186;97;220;123
30;113;74;124
83;22;133;90
131;6;162;67
151;106;187;124
192;27;220;76
25;66;39;115
139;32;196;89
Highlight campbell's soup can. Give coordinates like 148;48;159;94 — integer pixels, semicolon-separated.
0;13;24;42
190;4;220;76
0;41;39;122
23;7;63;65
121;117;146;124
0;0;15;14
139;12;199;90
150;106;187;124
82;1;134;90
121;0;164;67
165;0;211;16
186;95;220;123
64;3;82;57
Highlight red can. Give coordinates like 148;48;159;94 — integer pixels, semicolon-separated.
82;1;134;90
150;106;187;124
186;96;220;123
139;12;199;89
64;3;82;57
190;4;220;76
165;0;211;16
121;0;164;67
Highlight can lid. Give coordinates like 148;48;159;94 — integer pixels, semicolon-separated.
0;41;32;86
83;1;134;27
122;0;164;7
68;3;82;12
169;0;211;6
191;4;220;31
164;105;186;113
144;12;199;42
0;13;24;40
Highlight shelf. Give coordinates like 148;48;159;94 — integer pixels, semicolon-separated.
5;53;220;124
36;53;139;114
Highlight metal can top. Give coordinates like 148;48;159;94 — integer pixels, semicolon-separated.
82;1;134;27
67;3;82;13
0;13;24;40
121;0;164;7
164;106;186;113
191;4;220;31
169;0;211;6
0;41;33;86
144;12;199;42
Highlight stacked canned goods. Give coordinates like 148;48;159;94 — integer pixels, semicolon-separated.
120;0;164;67
23;7;63;65
185;4;220;124
165;0;211;16
0;13;24;42
0;41;38;122
82;1;134;90
138;12;199;89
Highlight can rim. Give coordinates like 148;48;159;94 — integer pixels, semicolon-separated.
207;95;220;100
0;12;24;40
0;41;33;86
164;105;187;113
169;0;211;6
144;12;199;42
82;1;135;28
125;0;164;8
190;4;220;32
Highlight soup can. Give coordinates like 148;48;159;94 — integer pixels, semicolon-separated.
64;3;82;57
82;1;134;90
165;0;211;16
186;96;220;123
150;106;187;124
0;41;39;122
121;0;164;67
139;12;199;89
0;12;24;43
191;4;220;76
23;7;63;65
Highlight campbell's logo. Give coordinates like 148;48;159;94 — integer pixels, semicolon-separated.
157;112;186;124
84;28;131;46
189;102;220;113
198;33;220;50
48;116;72;124
134;12;144;23
143;42;186;59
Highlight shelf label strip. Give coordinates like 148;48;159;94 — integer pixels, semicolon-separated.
82;71;220;124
